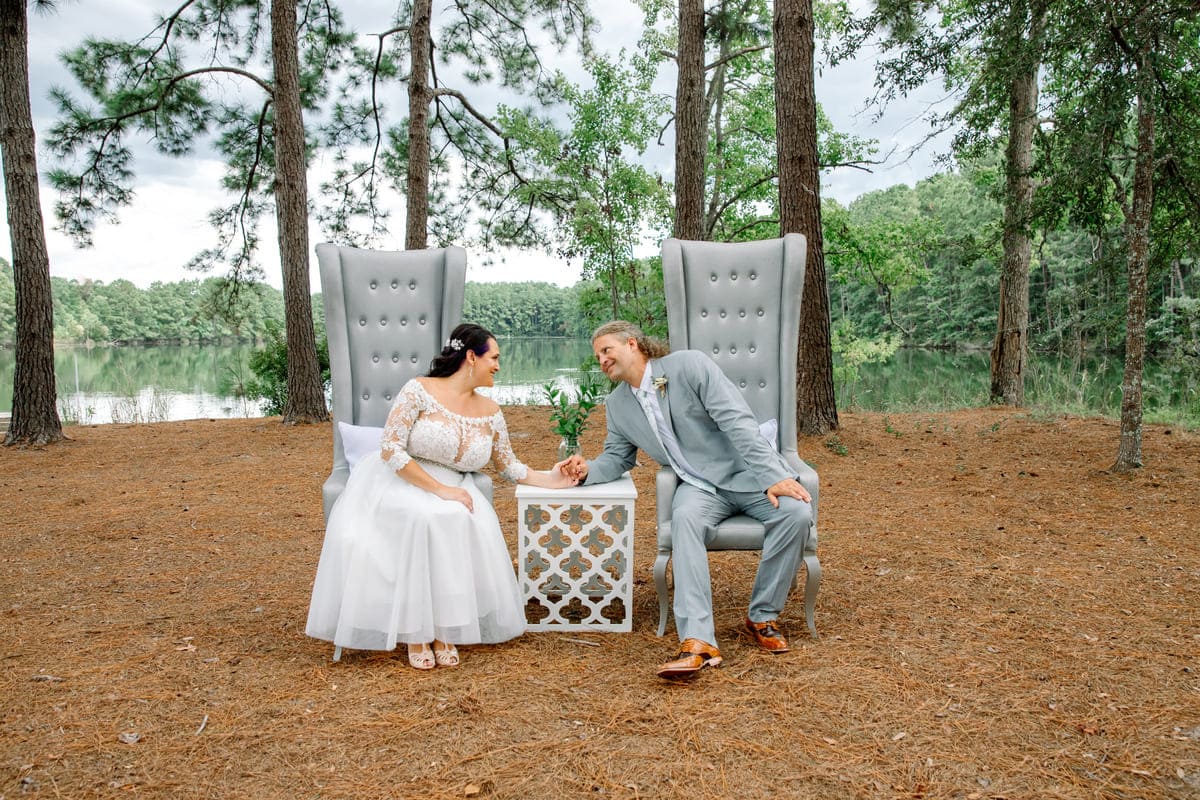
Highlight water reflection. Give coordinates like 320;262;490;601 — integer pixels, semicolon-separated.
1;340;1192;425
0;338;596;424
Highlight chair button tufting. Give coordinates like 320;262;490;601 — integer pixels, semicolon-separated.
400;317;407;326
739;380;747;388
392;354;400;363
362;392;370;400
410;356;418;364
384;393;391;401
409;280;417;290
379;317;387;326
372;355;380;363
749;272;757;280
359;317;367;326
730;346;737;354
713;346;720;354
369;280;377;290
730;272;738;281
719;310;726;318
710;274;718;282
391;279;399;289
419;316;427;325
701;310;708;318
757;308;765;316
749;345;757;354
759;380;767;388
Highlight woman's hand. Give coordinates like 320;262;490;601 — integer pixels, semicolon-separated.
543;463;581;489
434;484;474;512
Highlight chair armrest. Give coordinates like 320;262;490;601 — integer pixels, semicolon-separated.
322;467;350;522
782;449;819;523
656;466;680;525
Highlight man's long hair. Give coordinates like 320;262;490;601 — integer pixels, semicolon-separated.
591;320;670;359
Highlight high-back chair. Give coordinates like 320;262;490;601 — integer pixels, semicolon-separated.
654;233;821;638
317;243;486;522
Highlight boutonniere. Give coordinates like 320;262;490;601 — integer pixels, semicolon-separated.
652;375;669;396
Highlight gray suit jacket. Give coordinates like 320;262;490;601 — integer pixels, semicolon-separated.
586;350;795;493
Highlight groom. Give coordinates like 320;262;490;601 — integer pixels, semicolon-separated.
561;320;813;679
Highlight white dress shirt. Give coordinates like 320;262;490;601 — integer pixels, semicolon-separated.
634;366;716;494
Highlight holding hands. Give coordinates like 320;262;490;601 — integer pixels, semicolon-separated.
544;459;583;489
558;454;589;484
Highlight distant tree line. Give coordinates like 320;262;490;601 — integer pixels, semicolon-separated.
463;282;588;338
0;261;585;346
822;163;1200;361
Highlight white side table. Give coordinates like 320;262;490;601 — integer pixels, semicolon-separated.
515;473;637;631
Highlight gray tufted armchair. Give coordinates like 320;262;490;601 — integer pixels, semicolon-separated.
654;234;821;638
316;243;493;523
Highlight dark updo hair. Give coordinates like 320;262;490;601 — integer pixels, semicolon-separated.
427;323;495;377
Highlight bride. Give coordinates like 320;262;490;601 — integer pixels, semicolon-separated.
305;323;578;669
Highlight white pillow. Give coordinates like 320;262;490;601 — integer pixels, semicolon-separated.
338;422;384;470
759;418;779;451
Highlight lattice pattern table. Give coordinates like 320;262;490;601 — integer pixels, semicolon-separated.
514;474;637;631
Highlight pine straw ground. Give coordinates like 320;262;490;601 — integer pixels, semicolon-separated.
2;407;1199;800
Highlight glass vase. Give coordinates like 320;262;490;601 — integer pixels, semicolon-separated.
557;436;582;461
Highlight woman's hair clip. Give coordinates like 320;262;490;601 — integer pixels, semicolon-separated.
445;338;464;351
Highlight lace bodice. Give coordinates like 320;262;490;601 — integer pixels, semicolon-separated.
380;379;528;482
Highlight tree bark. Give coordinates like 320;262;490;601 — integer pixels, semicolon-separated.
406;0;432;250
673;0;706;241
1113;57;1155;472
774;0;837;434
989;1;1045;406
1;0;64;446
271;0;328;424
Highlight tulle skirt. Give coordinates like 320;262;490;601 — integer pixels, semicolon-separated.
305;456;526;650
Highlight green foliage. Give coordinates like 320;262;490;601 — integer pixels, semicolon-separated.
1148;297;1200;363
541;369;606;441
498;53;670;326
831;318;902;406
463;282;583;337
5;275;295;347
823;435;849;456
245;321;331;416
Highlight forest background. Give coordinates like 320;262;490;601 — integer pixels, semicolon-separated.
2;0;1200;453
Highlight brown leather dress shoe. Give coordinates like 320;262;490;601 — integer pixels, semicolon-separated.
656;638;723;679
743;618;790;653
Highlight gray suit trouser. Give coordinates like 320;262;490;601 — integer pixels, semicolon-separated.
670;483;813;646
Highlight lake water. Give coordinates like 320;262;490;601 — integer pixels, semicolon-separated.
0;338;596;425
0;339;1194;425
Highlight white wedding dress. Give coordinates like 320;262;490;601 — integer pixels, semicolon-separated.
305;379;528;651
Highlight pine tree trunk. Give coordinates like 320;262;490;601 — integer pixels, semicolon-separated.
989;2;1045;406
989;69;1037;405
673;0;705;241
271;0;327;424
774;0;837;435
1;0;64;446
1113;59;1154;472
406;0;432;250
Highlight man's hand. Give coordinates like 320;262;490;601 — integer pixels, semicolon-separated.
765;477;810;508
557;454;589;483
546;461;582;488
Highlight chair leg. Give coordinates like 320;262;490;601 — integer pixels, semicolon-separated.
653;551;671;637
332;645;342;662
802;554;821;639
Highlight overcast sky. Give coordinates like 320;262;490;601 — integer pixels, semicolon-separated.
1;0;952;291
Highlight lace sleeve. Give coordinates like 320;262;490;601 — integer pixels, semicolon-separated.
490;411;528;483
380;381;423;472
